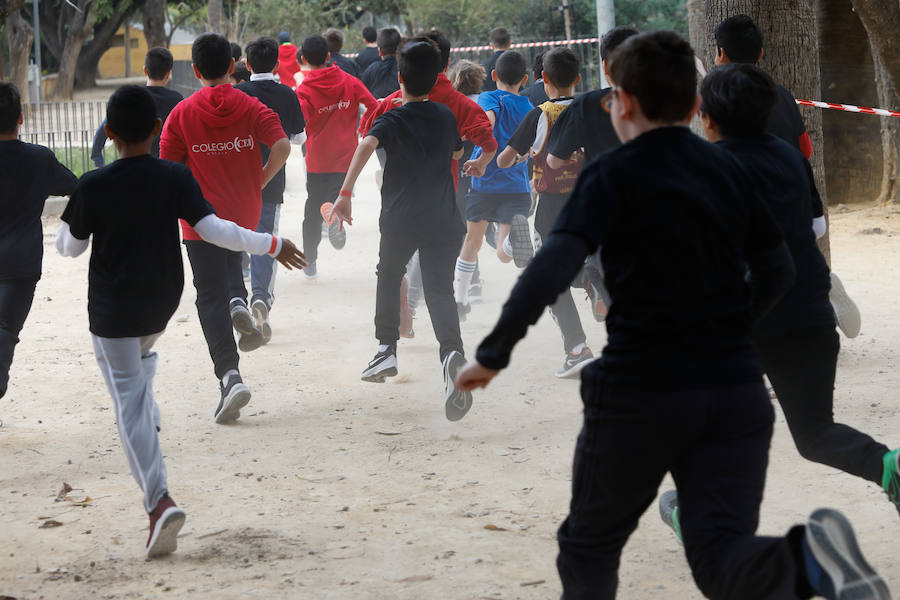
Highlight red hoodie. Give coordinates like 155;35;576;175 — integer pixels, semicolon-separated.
295;65;377;173
277;43;301;89
359;73;497;185
160;84;286;241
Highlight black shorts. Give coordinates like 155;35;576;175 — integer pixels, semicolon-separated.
465;192;531;224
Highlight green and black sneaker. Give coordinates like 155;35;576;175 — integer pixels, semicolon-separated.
882;448;900;517
658;489;683;544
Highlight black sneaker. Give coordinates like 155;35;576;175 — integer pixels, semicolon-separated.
508;214;534;268
658;490;683;544
556;346;595;379
215;373;251;424
361;346;398;383
230;299;263;352
484;222;498;250
443;351;472;421
251;298;272;345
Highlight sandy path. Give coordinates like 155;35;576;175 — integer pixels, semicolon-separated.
1;154;899;599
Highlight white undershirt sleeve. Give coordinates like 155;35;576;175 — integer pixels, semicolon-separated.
193;214;281;256
55;222;90;257
290;130;307;145
812;216;827;240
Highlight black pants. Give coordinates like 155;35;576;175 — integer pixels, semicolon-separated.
303;172;345;264
185;240;246;380
534;193;586;353
755;326;888;484
0;277;38;397
376;229;463;362
557;376;812;599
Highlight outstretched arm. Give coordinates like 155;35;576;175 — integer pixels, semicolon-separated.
331;135;379;227
193;215;307;270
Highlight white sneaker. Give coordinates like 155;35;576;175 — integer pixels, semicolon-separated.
830;272;860;338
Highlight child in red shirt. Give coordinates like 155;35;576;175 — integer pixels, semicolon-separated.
160;33;289;425
295;34;377;279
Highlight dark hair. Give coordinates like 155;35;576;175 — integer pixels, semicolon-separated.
0;81;22;134
700;63;777;138
714;15;763;64
448;59;486;96
278;31;291;44
106;85;158;144
608;31;697;123
230;41;242;62
399;39;441;97
144;47;174;81
494;50;526;86
420;29;451;70
362;26;377;43
232;61;251;83
531;51;546;81
600;25;639;61
542;47;579;88
301;35;329;66
192;33;233;80
323;28;344;53
490;27;511;49
246;36;278;73
377;28;402;55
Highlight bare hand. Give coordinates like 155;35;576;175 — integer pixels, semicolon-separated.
332;196;353;229
274;238;308;270
463;158;486;178
454;361;499;391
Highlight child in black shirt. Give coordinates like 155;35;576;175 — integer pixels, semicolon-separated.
0;82;78;400
330;39;473;421
57;86;306;559
455;31;889;600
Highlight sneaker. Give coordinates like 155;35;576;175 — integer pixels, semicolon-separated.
147;495;186;558
361;346;398;383
303;261;318;280
583;266;609;322
803;508;890;599
830;272;861;338
251;298;272;345
320;202;346;250
882;448;900;517
658;489;683;544
508;214;534;268
556;346;595;379
484;222;498;250
443;351;473;421
468;281;483;304
457;302;470;323
230;299;264;352
214;373;251;424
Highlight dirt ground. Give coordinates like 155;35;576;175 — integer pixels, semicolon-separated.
2;152;900;600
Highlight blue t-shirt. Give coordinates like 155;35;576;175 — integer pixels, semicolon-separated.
471;90;532;194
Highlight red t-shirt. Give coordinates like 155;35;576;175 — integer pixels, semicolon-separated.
160;84;286;241
296;65;377;173
277;44;301;89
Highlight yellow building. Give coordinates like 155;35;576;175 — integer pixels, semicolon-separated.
98;23;193;79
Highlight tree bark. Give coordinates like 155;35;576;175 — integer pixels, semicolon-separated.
142;0;167;48
208;0;223;34
74;0;138;89
53;0;97;99
6;9;33;103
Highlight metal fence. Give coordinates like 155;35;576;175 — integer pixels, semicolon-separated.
18;101;116;177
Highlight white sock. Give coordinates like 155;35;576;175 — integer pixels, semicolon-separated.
454;258;476;304
569;343;586;355
502;236;513;258
221;369;239;386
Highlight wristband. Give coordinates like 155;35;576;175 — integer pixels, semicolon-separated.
269;235;278;255
339;189;352;198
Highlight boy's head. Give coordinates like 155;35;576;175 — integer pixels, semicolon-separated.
420;29;451;71
278;31;291;44
144;47;174;82
398;38;442;97
0;81;22;135
192;33;234;81
230;42;242;62
231;61;251;83
542;47;580;89
494;50;527;87
531;51;546;81
323;28;344;53
490;27;511;50
448;59;486;96
600;25;639;62
377;27;402;56
608;30;697;124
362;26;377;44
106;85;159;145
301;35;330;66
714;15;763;64
246;36;279;73
700;63;776;139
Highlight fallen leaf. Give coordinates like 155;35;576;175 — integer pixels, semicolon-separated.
521;580;546;587
55;483;73;502
483;524;507;531
375;431;401;436
39;520;63;528
65;496;92;507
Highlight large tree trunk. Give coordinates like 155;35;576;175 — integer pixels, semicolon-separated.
74;0;138;89
143;0;167;48
849;0;900;205
208;0;224;34
6;9;33;103
52;0;97;99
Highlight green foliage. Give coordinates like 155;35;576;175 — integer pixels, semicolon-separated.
615;0;687;37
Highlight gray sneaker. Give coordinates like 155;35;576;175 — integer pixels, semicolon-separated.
215;373;251;424
830;272;860;338
230;299;263;352
251;298;272;345
303;261;318;280
443;351;472;421
508;214;534;268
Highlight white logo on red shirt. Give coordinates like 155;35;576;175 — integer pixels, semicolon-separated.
191;136;255;154
317;100;351;114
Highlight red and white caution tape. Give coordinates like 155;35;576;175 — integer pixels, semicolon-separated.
795;99;900;118
448;37;600;53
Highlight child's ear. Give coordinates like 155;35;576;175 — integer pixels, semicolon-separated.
491;69;498;82
227;58;235;76
143;66;149;78
574;73;582;86
273;60;280;74
151;118;163;137
397;71;404;85
103;123;117;142
519;74;528;88
191;63;203;81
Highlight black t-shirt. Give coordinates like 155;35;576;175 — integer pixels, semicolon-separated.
718;135;833;336
147;86;183;158
368;101;464;237
356;46;381;72
330;53;360;79
62;156;214;338
481;51;504;92
766;84;807;152
546;88;620;164
0;140;77;280
521;80;549;106
361;56;400;99
235;79;305;204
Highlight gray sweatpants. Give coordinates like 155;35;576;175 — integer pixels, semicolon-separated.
92;332;167;513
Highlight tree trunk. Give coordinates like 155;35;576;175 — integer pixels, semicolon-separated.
6;9;33;103
698;0;830;262
53;0;97;99
74;1;137;89
142;0;167;48
848;0;900;205
208;0;223;34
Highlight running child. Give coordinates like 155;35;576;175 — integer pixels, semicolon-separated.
361;27;402;100
57;85;306;558
295;34;377;279
330;38;473;421
236;35;306;344
0;82;78;400
160;33;291;424
454;50;533;319
455;31;889;600
276;31;301;89
496;47;593;378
